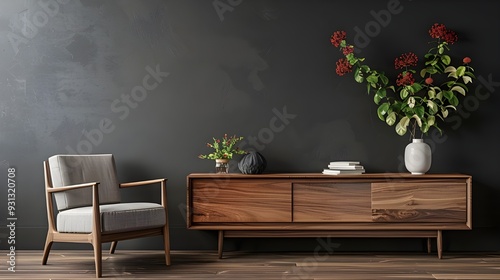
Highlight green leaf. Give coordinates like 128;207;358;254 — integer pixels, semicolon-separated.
354;67;364;83
386;112;396;126
444;66;456;73
414;105;425;119
454;82;468;90
456;66;466;77
366;74;378;84
465;71;476;79
400;87;409;99
395;117;410;136
442;109;449;118
438;46;444;54
445;81;456;88
427;115;435;127
445;105;457;111
436;91;443;102
377;88;387;97
422;121;430;133
374;88;387;105
443;90;454;101
427;67;438;75
346;53;354;61
392;101;404;112
361;65;370;72
410;83;423;93
432;86;442;92
428;88;436;99
451;85;466;96
347;56;358;65
427;100;438;114
377;102;390;121
463;76;473;84
374;92;382;104
380;74;389;85
420;68;427;78
449;95;459;106
441;55;451;65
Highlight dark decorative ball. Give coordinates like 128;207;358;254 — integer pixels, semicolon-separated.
238;152;267;174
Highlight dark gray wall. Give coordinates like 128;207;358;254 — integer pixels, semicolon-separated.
1;0;499;253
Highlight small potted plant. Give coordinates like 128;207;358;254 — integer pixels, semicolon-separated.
198;134;246;173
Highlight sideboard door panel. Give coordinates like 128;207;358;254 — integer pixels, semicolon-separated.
293;183;372;222
192;179;291;223
371;181;467;222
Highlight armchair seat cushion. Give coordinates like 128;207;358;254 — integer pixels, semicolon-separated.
57;202;166;233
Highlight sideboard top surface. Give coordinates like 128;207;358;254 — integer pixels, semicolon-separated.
187;173;471;180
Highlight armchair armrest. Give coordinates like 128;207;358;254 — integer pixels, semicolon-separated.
119;178;168;208
119;178;167;188
46;181;102;235
47;182;99;193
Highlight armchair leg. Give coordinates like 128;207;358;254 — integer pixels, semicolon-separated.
41;233;53;265
93;241;102;278
109;241;118;254
163;225;171;266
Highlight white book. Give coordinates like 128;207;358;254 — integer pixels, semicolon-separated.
322;169;365;175
327;164;364;170
329;161;360;166
332;169;365;174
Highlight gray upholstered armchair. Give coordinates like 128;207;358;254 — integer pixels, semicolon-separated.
42;154;170;278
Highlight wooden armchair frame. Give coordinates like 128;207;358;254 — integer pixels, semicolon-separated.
42;161;170;278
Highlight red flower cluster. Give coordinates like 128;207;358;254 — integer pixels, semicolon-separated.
396;72;415;86
394;52;418;69
336;58;352;76
330;31;346;47
429;23;458;44
342;45;354;55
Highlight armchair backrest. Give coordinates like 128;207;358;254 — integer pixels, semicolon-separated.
48;154;121;211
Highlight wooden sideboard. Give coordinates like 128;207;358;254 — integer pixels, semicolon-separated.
187;173;472;258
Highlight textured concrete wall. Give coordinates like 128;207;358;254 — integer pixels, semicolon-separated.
0;0;499;251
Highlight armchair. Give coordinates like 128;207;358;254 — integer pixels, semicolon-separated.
42;154;170;278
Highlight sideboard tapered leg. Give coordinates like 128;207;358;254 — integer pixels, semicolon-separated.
218;230;224;259
437;230;443;259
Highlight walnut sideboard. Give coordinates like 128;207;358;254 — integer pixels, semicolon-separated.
186;173;472;258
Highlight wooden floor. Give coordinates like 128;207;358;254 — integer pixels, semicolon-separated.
4;250;500;279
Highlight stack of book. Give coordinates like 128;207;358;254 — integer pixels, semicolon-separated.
322;161;365;175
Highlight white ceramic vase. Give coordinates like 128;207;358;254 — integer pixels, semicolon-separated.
404;139;432;175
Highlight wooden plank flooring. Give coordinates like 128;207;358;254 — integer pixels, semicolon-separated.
3;250;500;279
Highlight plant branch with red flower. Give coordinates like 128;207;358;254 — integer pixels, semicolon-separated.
331;23;475;138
